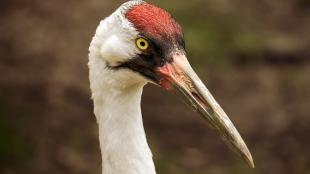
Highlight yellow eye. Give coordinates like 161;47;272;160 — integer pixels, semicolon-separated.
136;38;149;51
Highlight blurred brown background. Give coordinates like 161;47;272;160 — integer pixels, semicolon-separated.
1;0;310;174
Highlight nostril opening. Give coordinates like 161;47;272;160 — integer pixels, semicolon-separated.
191;91;209;109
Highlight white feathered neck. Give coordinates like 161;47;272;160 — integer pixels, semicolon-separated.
88;1;156;174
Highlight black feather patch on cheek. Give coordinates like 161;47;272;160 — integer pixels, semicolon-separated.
113;55;162;83
109;33;186;83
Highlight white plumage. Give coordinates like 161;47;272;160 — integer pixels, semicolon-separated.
88;1;254;174
89;1;156;173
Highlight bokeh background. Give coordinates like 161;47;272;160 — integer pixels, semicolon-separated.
1;0;310;174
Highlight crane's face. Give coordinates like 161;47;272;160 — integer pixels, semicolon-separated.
99;2;185;86
95;1;254;168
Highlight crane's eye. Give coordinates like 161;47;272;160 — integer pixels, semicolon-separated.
136;38;149;51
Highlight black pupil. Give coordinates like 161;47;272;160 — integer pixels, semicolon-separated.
140;41;146;47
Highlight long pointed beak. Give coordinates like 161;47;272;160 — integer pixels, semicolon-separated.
155;53;255;168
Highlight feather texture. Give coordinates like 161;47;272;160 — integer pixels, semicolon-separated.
88;1;156;174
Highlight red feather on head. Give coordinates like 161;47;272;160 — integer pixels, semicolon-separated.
125;3;183;41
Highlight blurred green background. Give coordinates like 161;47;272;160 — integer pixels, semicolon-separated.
1;0;310;174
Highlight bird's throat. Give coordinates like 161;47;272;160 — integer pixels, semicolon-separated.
93;84;156;174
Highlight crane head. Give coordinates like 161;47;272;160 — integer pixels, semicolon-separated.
89;0;254;168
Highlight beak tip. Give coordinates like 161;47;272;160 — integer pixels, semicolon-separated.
242;147;255;168
232;136;255;168
247;154;255;169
